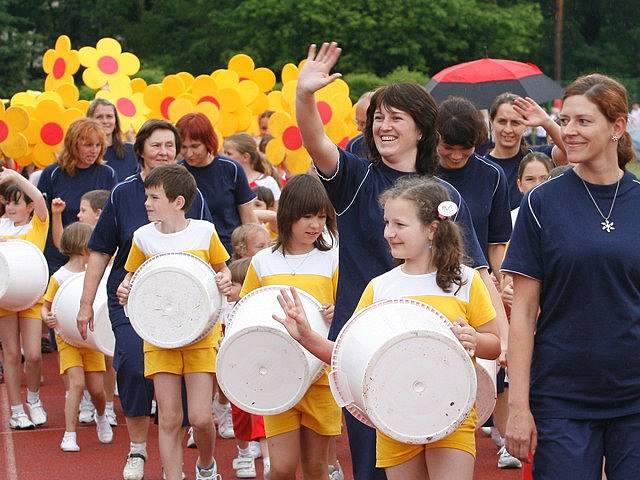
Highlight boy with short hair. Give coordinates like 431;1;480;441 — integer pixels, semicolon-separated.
120;164;232;480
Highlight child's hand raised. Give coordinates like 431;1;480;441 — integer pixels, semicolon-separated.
51;197;66;214
273;287;313;343
451;319;477;357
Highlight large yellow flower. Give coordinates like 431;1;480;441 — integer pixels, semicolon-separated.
0;103;30;163
79;38;140;90
96;79;149;133
144;74;189;120
43;35;80;92
267;111;312;174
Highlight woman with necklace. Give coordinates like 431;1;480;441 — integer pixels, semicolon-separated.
503;74;640;479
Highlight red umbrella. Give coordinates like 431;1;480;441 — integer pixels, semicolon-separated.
425;58;563;108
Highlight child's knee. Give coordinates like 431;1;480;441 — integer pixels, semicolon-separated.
188;410;212;431
158;409;182;430
23;350;41;365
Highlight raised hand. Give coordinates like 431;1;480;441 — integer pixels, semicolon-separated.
296;42;343;96
513;97;552;128
51;197;66;214
273;286;313;342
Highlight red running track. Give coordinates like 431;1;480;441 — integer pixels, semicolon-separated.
0;351;522;480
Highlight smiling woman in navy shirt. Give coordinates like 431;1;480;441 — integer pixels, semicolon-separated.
296;42;510;480
503;74;640;480
76;119;211;480
435;97;512;276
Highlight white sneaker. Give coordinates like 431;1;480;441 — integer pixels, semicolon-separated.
26;399;47;426
480;426;492;436
78;397;95;424
328;461;344;480
106;405;118;426
60;435;80;452
9;411;35;430
187;426;197;448
249;441;262;459
233;454;257;478
195;459;220;480
263;458;270;480
150;400;157;415
96;416;113;443
216;403;235;439
497;445;522;469
123;453;146;480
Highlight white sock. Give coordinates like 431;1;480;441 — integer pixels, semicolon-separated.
63;431;77;440
26;390;39;404
10;404;25;416
105;401;114;411
95;413;107;423
129;441;147;458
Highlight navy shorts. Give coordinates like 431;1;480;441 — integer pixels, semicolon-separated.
534;413;640;480
112;323;154;417
496;367;507;394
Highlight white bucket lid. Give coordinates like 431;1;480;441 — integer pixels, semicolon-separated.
128;252;222;349
217;285;328;415
331;298;477;444
474;358;497;428
0;239;49;311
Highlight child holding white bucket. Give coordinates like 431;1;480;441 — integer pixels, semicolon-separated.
118;164;232;480
275;176;501;480
0;166;50;430
240;173;341;480
41;222;113;451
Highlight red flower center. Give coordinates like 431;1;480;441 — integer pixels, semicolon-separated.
197;96;220;109
41;122;64;146
283;126;303;150
316;101;332;125
0;120;9;143
98;56;119;75
160;97;175;119
117;98;136;117
53;58;66;79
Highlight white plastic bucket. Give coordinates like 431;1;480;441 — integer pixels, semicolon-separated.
474;358;498;428
127;252;222;349
330;298;477;444
52;267;115;356
216;285;328;416
0;239;49;311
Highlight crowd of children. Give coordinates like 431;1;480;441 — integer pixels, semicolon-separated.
1;40;639;480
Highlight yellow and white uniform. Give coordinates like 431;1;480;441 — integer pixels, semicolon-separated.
43;266;106;375
124;220;229;377
355;265;495;468
0;213;49;319
240;246;341;437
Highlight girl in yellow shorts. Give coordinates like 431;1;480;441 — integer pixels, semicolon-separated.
240;174;341;480
274;177;502;480
0;167;50;430
41;222;113;451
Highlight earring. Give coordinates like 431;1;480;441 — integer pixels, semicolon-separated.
611;135;619;142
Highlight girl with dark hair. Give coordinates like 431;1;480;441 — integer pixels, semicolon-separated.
435;97;512;278
486;93;567;210
504;74;640;479
274;176;500;480
87;98;139;181
296;42;503;480
239;174;340;480
176;113;258;254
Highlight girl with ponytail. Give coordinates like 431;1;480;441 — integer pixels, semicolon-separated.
274;176;500;480
504;73;640;479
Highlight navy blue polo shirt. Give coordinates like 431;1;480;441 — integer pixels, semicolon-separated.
437;153;512;260
181;156;256;253
88;174;213;328
485;144;554;210
105;143;139;182
37;162;118;273
319;148;488;341
502;169;640;419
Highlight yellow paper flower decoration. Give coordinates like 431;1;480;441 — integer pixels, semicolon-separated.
43;35;80;92
79;38;140;90
227;54;276;93
96;80;149;133
0;103;30;162
267;111;312;174
143;74;188;120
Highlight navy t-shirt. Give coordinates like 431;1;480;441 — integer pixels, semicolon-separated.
346;134;370;160
485;144;554;210
502;169;640;419
181;156;256;253
37;162;118;273
437;154;512;260
104;143;139;182
88;174;212;328
319;148;488;341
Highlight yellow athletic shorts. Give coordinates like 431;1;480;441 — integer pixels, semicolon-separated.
57;336;106;375
375;408;477;468
264;384;342;438
144;347;215;377
0;301;43;320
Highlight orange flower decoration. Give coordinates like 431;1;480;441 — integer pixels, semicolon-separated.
79;38;140;90
97;79;149;132
0;103;30;163
43;35;80;91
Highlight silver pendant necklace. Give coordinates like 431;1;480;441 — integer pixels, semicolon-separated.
281;249;314;275
580;175;621;233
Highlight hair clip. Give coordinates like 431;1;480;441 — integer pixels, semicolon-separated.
437;201;458;220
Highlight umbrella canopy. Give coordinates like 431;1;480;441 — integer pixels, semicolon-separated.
426;58;564;109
